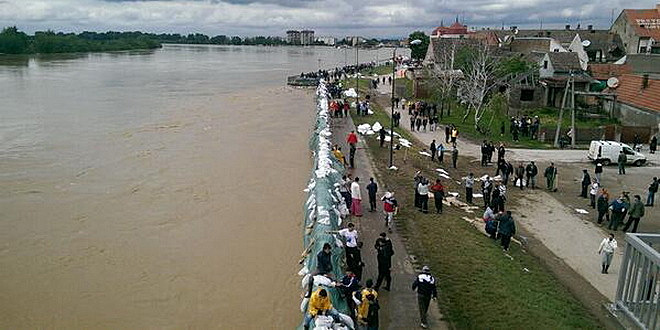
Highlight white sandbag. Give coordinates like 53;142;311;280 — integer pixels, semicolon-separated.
300;297;309;313
419;151;431;157
313;275;333;287
575;208;589;214
298;265;309;276
436;168;449;175
365;130;375;135
332;324;349;330
338;312;355;329
301;273;311;289
314;315;334;328
343;88;357;98
372;122;383;132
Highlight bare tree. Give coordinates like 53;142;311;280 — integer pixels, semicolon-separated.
425;40;460;116
457;42;496;129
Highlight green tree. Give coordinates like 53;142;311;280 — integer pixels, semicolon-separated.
0;26;29;54
408;31;429;60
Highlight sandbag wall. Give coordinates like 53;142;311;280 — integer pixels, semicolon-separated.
299;80;350;324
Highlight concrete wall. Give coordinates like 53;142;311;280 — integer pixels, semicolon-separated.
610;13;640;54
607;100;660;127
508;85;545;112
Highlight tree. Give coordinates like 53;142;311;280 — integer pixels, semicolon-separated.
0;26;29;54
457;42;496;129
408;31;429;60
426;39;460;116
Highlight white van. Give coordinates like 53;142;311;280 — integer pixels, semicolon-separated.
587;140;647;166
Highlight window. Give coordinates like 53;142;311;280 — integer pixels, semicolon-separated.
623;147;635;155
520;89;535;101
543;60;548;69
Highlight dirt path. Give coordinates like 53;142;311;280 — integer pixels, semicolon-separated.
331;115;448;330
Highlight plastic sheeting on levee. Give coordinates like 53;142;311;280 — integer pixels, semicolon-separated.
299;80;350;328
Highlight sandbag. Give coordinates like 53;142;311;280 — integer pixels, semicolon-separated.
314;315;334;328
300;297;309;313
301;273;311;289
338;312;355;329
313;275;334;287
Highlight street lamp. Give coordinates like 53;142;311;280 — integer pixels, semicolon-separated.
390;39;422;168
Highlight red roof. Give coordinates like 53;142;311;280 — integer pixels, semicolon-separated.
623;9;660;40
588;63;632;80
432;21;469;36
615;74;660;112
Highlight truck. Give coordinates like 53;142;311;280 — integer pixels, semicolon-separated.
587;140;647;166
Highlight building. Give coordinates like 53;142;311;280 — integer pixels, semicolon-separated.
607;74;660;126
315;36;336;46
286;30;301;45
301;30;315;45
538;52;591;107
345;36;364;46
431;18;472;39
610;4;660;54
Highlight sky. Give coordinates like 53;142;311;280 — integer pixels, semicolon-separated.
0;0;657;38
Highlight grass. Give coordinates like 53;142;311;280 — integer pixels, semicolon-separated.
360;64;395;76
354;100;603;329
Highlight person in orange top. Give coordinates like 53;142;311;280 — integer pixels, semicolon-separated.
347;130;358;146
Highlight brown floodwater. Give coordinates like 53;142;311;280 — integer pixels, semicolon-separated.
0;45;400;328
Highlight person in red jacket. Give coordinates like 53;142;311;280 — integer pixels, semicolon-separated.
347;131;358;168
347;131;358;146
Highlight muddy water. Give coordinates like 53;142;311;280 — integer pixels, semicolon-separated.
0;45;399;328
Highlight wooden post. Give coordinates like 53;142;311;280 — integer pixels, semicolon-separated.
553;78;571;147
570;75;576;147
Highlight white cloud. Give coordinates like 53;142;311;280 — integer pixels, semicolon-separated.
0;0;658;37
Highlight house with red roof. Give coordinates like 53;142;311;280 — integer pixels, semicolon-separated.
431;18;473;39
610;4;660;54
606;74;660;126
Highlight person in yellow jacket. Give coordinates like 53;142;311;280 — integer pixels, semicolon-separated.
304;288;341;329
357;279;378;320
332;145;346;166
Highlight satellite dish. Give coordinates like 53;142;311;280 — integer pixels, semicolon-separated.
582;39;591;47
514;28;519;35
607;77;619;88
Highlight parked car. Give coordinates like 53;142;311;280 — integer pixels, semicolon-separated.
587;140;646;166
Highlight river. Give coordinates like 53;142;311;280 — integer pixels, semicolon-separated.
0;44;401;328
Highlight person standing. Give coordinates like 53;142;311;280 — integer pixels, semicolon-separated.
338;223;359;269
430;139;437;162
360;293;380;330
347;130;358;169
379;127;386;148
580;169;591;198
608;194;627;231
598;234;618;274
618;150;627;175
417;178;430;213
381;192;398;232
646;177;658;207
596;189;610;225
412;266;437;329
430;179;445;214
340;175;352;209
503;161;513;186
437;143;445;163
444;125;450;143
450;126;458;147
594;163;603;183
487;141;495;164
497;143;506;162
544;163;558;192
525;161;538;189
497;211;516;251
589;179;600;209
451;146;458;169
374;232;394;291
351;177;363;217
366;178;378;212
650;135;657;154
464;173;475;204
623;195;645;233
482;176;493;209
480;140;489;166
515;163;525;190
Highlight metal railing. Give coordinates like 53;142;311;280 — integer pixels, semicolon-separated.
615;233;660;329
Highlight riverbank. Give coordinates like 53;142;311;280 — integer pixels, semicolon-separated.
346;91;605;328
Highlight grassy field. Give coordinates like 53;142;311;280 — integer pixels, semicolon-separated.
361;64;395;76
354;100;603;329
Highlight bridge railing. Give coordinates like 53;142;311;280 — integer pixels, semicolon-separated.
615;233;660;329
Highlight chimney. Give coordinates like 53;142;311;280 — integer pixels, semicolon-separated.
565;24;571;30
642;74;649;89
588;24;593;31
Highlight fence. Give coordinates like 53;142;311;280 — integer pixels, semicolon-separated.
615;233;660;329
298;80;350;327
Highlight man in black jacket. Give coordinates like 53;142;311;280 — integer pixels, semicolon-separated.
525;161;538;189
374;233;394;291
580;169;591;198
412;265;437;329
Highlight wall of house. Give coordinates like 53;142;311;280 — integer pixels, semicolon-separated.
608;101;660;126
539;54;554;78
508;86;545;112
610;13;640;54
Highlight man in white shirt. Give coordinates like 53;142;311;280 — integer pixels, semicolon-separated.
350;177;363;217
598;233;618;274
339;223;359;270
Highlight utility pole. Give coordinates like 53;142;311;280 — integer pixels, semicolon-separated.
390;47;396;168
554;76;572;147
355;43;359;113
570;74;576;147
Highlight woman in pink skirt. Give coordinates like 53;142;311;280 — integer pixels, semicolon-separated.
350;177;363;217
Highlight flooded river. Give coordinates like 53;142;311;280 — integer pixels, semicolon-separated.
0;44;399;328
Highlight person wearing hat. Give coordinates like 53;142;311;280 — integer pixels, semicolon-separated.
412;265;437;329
580;169;591;198
381;192;398;232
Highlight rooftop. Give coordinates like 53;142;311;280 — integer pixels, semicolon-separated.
622;8;660;40
615;74;660;112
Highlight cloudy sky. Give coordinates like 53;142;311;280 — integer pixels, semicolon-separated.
0;0;657;37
